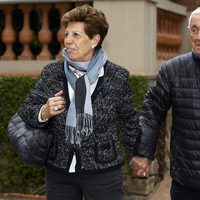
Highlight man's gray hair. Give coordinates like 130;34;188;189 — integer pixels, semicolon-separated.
188;7;200;27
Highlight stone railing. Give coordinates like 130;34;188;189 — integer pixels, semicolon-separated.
175;0;200;11
0;1;92;61
157;8;183;60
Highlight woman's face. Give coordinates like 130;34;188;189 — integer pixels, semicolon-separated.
64;21;99;62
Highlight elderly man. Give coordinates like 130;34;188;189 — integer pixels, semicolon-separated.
130;7;200;200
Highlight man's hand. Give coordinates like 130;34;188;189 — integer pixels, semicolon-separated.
129;156;151;177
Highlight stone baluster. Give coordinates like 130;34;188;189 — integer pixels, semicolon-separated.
161;11;168;59
157;10;162;44
36;4;52;60
175;18;181;56
161;13;168;59
171;15;177;46
55;3;72;60
163;13;170;46
18;4;33;60
170;17;177;58
167;14;173;46
157;10;161;59
74;2;91;7
1;4;15;60
167;14;173;59
157;8;183;60
176;16;182;46
157;11;163;60
159;11;165;45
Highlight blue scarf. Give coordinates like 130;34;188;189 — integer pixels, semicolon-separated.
62;48;107;147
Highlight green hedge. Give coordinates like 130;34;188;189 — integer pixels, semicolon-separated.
0;75;150;193
0;76;44;193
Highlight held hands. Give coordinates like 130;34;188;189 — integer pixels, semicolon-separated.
41;90;65;120
129;156;151;177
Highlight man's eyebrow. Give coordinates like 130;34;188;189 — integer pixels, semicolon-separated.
191;24;199;28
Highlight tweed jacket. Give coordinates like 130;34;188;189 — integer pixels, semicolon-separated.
18;60;139;174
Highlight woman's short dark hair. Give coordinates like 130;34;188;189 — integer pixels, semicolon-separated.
61;4;109;48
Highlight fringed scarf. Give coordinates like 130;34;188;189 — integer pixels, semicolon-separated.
62;48;107;147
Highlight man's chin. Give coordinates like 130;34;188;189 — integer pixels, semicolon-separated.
192;48;200;55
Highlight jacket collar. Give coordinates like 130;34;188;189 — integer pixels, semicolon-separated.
192;51;200;64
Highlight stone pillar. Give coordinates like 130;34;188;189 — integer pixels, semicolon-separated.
1;4;15;60
55;3;71;60
36;4;52;60
94;0;157;76
18;4;33;60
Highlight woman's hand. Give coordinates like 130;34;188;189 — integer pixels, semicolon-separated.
129;156;151;177
41;90;65;120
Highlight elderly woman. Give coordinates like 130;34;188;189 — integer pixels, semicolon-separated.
19;4;139;200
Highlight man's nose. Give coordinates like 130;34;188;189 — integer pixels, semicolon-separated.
197;30;200;38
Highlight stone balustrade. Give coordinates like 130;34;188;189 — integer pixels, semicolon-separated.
175;0;200;11
0;0;188;76
157;8;183;60
0;1;92;61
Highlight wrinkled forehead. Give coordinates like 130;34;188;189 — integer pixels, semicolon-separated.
190;12;200;27
190;14;200;27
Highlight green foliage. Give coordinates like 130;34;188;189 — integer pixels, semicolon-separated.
0;75;151;193
0;76;45;193
129;75;152;111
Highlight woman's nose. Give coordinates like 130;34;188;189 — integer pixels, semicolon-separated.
65;34;73;43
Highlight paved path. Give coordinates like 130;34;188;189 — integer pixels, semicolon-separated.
150;175;171;200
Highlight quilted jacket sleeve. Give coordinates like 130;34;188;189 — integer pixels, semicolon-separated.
117;70;140;162
138;63;172;160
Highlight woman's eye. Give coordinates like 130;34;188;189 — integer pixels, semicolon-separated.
65;33;69;37
73;32;81;38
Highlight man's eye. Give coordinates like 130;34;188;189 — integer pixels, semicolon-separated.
65;33;69;37
191;27;199;33
192;28;197;32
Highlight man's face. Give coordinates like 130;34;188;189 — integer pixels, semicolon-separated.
188;14;200;54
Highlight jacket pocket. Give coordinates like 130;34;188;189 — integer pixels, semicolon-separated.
94;140;117;164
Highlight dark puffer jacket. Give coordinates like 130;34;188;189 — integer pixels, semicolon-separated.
18;60;139;174
138;52;200;191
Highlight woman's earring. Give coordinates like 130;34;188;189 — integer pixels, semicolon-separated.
92;45;95;49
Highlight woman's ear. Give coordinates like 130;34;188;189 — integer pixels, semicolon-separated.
92;34;101;48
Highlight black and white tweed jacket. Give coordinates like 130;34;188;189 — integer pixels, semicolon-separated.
18;60;139;174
